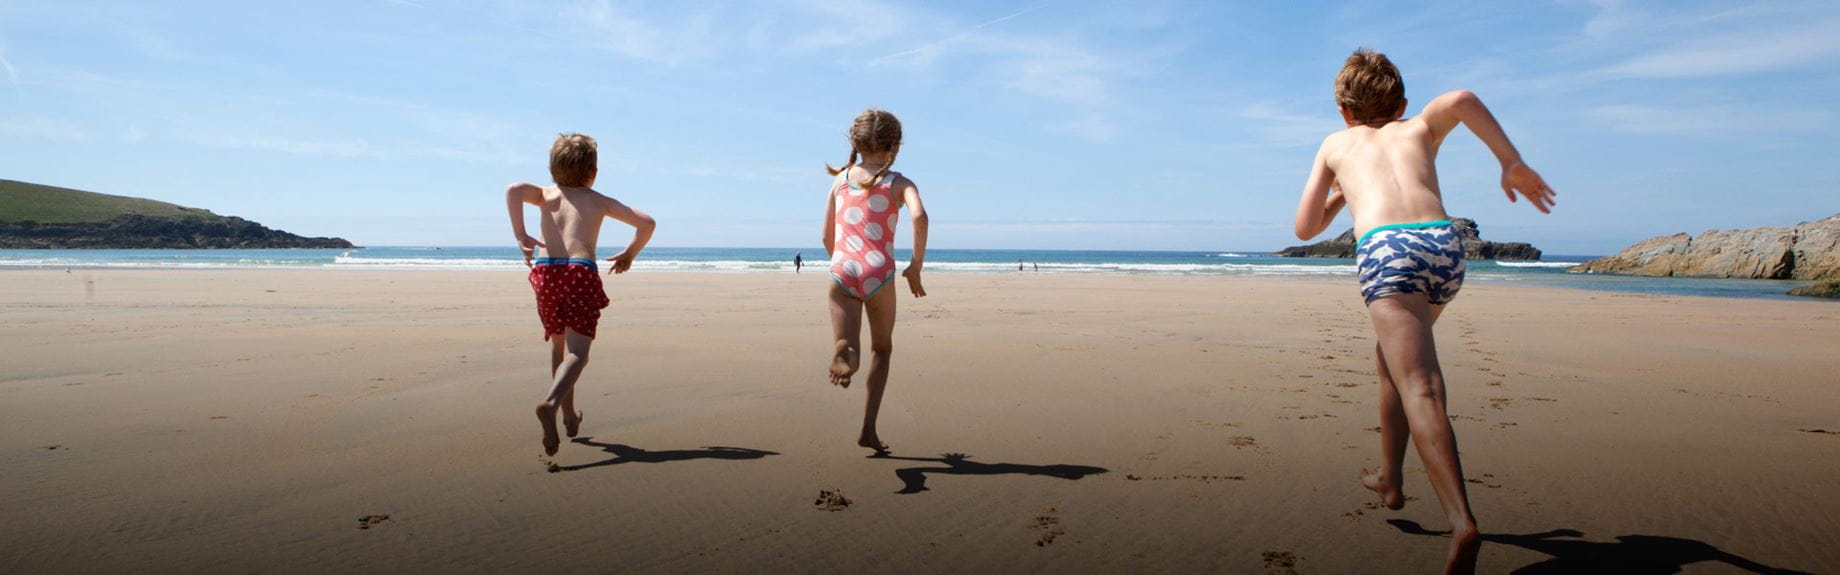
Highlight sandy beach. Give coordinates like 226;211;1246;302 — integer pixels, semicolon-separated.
2;269;1837;573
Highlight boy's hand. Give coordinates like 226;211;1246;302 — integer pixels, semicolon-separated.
903;266;926;298
605;251;635;275
517;235;544;267
1501;162;1556;214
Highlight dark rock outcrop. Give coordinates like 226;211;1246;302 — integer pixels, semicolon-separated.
0;214;353;249
1274;217;1542;260
1568;214;1840;282
1788;280;1840;299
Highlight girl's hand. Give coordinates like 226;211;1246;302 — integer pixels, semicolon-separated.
903;266;927;298
605;250;635;275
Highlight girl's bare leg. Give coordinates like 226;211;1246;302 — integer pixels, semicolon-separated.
1367;297;1478;574
859;284;897;453
827;283;864;387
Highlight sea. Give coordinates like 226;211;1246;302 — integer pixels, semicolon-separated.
0;246;1819;301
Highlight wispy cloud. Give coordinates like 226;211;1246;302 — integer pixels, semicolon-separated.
1587;104;1831;135
564;0;717;66
1235;103;1342;148
1598;21;1840;78
0;116;91;141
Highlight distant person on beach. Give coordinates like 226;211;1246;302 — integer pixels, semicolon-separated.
504;133;657;456
1291;49;1554;574
1032;262;1038;272
795;251;803;274
1018;259;1024;271
821;108;929;454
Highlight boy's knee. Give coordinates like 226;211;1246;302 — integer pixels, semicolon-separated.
566;351;589;365
871;341;894;357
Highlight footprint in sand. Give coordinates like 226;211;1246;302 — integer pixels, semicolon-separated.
1798;428;1839;436
210;416;229;420
1487;398;1513;410
357;514;391;530
1229;436;1259;449
1261;550;1301;573
1032;507;1065;547
814;489;852;511
42;445;62;451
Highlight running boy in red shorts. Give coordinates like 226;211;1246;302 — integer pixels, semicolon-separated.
504;133;657;456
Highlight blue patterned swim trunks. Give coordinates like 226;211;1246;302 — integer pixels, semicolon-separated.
1355;220;1467;305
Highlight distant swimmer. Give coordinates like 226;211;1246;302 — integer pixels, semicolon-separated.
1033;262;1039;272
795;251;804;274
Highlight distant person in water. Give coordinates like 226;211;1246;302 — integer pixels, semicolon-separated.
1032;262;1039;272
821;108;929;454
795;251;803;274
504;133;657;456
1291;49;1554;574
1018;260;1024;272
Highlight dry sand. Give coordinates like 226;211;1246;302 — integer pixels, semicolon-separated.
3;269;1837;573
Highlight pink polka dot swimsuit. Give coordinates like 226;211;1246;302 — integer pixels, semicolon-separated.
830;170;900;300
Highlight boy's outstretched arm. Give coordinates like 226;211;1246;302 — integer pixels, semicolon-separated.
1420;90;1557;213
505;182;545;267
602;198;656;274
1293;139;1345;241
900;179;928;298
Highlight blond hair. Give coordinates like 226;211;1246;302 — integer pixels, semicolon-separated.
549;133;597;187
1334;48;1406;124
825;109;903;186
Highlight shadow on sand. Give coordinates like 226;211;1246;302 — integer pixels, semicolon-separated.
558;437;778;472
870;452;1108;494
1387;519;1814;574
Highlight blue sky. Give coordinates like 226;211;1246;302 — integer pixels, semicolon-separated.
1;0;1837;253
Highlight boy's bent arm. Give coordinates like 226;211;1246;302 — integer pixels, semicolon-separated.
603;197;656;274
1420;90;1556;213
1292;140;1341;241
505;182;545;266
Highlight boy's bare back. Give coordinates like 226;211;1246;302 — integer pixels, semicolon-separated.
520;183;616;260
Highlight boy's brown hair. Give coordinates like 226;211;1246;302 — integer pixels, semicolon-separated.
549;133;597;187
1334;48;1406;124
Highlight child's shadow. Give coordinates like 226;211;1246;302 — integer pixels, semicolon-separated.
872;452;1108;494
1387;519;1813;574
560;437;778;472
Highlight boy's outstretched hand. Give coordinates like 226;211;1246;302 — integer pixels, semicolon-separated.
903;266;926;298
1502;162;1556;214
517;235;544;268
605;251;635;275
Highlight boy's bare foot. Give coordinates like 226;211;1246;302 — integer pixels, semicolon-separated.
1446;524;1481;575
828;342;859;388
534;402;560;456
563;409;583;438
858;432;889;454
1360;467;1405;510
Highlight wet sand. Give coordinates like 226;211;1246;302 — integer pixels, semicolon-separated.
2;269;1837;573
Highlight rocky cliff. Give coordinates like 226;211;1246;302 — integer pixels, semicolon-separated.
1274;218;1542;260
1568;214;1840;282
0;214;353;249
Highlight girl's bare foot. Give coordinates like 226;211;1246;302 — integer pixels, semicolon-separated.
1360;467;1405;510
1446;524;1481;575
563;409;583;438
534;402;560;456
829;342;859;388
858;432;889;454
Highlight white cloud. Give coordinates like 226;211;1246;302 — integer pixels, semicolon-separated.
1597;19;1840;79
0;117;90;141
1587;104;1831;135
564;0;717;66
121;126;148;143
1236;103;1342;148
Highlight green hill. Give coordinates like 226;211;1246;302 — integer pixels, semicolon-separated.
0;179;352;249
0;179;219;223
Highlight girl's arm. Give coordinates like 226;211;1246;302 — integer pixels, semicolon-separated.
821;184;838;257
900;178;928;298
